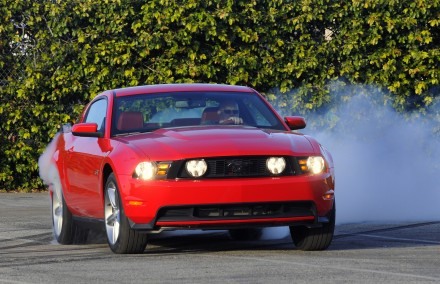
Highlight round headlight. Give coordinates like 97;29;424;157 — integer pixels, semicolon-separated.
135;162;157;180
307;156;325;174
186;159;208;177
266;157;286;175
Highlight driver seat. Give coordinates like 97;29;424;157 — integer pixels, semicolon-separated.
117;111;144;130
201;107;219;124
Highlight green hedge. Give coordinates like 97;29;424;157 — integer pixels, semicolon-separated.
0;0;438;191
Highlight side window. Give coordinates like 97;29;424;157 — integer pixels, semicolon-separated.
84;99;107;132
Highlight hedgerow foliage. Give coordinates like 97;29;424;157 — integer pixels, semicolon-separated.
0;0;439;191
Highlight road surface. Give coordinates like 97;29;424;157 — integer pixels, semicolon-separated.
1;193;439;283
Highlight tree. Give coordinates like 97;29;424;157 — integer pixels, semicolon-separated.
0;0;438;191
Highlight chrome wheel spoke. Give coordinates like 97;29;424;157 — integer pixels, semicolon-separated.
107;185;117;209
106;210;120;226
52;187;63;237
105;182;120;245
54;204;62;230
112;218;120;244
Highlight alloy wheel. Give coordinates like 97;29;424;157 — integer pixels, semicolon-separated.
51;176;64;238
105;181;120;245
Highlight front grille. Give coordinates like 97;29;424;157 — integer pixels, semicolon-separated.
207;158;268;177
156;201;316;222
174;156;296;178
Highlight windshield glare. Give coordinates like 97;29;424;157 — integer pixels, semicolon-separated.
112;91;285;136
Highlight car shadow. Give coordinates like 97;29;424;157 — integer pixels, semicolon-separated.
67;222;440;253
142;222;440;253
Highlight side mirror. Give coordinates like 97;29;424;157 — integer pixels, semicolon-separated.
72;123;103;138
284;116;306;130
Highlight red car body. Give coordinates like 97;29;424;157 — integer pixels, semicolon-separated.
48;84;335;253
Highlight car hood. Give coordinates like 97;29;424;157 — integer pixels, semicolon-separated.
115;126;316;160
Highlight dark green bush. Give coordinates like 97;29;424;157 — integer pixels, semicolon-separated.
0;0;438;191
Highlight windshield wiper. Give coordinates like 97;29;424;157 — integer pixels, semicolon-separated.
113;129;161;137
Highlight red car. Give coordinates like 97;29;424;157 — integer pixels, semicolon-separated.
48;84;335;254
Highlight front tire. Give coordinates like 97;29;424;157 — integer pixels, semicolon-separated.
104;173;148;254
290;203;335;251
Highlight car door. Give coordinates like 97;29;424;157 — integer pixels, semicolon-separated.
64;98;108;218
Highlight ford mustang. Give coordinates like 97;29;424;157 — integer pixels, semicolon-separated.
47;83;335;253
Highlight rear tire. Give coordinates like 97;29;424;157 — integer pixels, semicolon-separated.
290;203;335;251
104;173;148;254
51;171;88;244
229;228;263;241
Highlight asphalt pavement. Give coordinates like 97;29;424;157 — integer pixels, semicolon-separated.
0;193;439;283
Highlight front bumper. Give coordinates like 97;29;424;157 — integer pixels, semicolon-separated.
116;173;335;231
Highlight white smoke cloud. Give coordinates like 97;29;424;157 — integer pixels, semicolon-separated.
297;84;440;224
38;133;60;187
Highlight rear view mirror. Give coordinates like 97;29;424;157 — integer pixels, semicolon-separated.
175;99;206;109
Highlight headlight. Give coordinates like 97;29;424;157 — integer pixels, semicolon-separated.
266;157;286;175
134;162;157;180
133;161;171;180
307;156;325;174
185;159;207;177
299;156;325;175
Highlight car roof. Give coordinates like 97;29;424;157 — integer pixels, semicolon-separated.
110;84;255;97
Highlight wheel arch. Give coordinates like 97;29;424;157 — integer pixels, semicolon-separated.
99;163;113;213
102;163;114;195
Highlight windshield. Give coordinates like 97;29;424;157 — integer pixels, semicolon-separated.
111;91;285;136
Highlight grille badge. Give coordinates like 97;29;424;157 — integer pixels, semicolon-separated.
226;159;251;175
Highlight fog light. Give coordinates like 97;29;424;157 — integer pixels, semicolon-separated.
266;157;286;175
186;159;207;177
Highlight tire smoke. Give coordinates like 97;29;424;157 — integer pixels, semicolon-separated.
275;83;440;224
38;133;61;187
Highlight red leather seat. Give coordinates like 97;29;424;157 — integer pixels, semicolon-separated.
117;112;144;130
201;107;219;124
